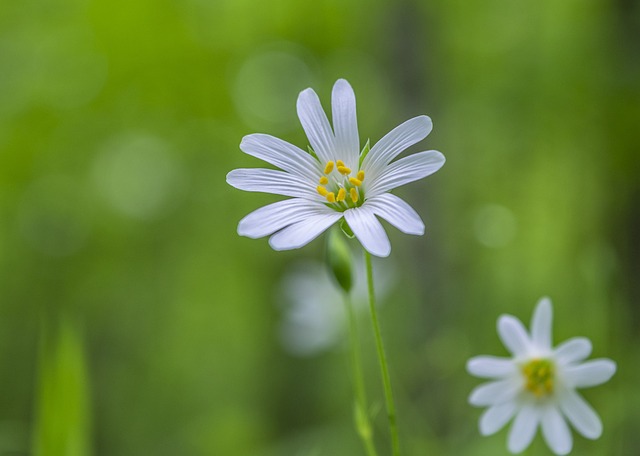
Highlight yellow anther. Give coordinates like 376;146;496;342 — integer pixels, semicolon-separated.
326;192;336;203
349;177;362;187
357;170;365;181
324;161;334;174
336;188;346;202
336;160;345;167
319;176;329;185
337;166;352;175
350;188;359;203
317;186;329;197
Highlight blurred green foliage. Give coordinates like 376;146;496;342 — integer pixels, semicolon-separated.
0;0;638;454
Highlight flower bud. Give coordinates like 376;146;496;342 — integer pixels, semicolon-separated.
325;227;353;293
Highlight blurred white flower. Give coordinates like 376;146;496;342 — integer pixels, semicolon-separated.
227;78;445;257
467;297;616;455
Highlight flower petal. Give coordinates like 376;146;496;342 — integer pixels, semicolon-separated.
554;337;593;365
297;87;335;164
365;151;445;197
541;406;573;455
530;297;553;352
365;193;424;235
226;168;321;200
362;115;432;180
479;401;518;436
331;79;359;170
498;315;532;357
562;359;616;388
238;199;330;239
558;389;602;439
467;356;517;379
508;404;541;454
343;206;391;257
269;212;342;251
240;134;321;180
469;378;522;407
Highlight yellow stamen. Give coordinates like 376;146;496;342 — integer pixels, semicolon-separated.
349;177;362;187
324;161;334;174
350;188;359;203
357;170;365;181
326;192;336;203
319;176;329;185
337;166;351;175
317;186;329;196
336;160;345;167
336;188;346;202
522;358;554;398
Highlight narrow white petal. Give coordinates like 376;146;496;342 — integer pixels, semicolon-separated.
238;199;330;239
297;88;335;164
469;379;522;407
331;79;359;169
226;168;320;200
365;151;445;197
343;206;391;257
498;315;532;357
508;404;541;454
365;193;424;235
479;401;518;436
362;115;432;180
558;389;602;439
530;297;553;351
269;212;342;251
562;359;616;388
541;406;573;455
240;134;321;180
554;337;592;364
467;356;517;379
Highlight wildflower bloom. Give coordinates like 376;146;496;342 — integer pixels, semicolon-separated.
467;297;616;455
226;79;445;257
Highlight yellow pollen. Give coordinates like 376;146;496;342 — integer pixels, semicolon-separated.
326;192;336;203
324;161;334;174
336;160;345;167
349;177;362;187
319;176;329;185
357;170;365;181
336;188;346;202
337;166;351;175
317;186;329;197
522;359;555;398
350;188;359;203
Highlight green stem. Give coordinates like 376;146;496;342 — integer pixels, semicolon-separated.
364;251;401;456
343;291;378;456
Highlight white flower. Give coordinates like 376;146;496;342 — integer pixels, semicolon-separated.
467;297;616;455
226;79;445;257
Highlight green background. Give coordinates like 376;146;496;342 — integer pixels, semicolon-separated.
0;0;638;454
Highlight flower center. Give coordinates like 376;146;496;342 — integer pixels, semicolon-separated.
316;160;365;210
522;358;555;398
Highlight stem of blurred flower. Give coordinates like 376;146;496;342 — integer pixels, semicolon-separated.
343;291;378;456
365;251;401;456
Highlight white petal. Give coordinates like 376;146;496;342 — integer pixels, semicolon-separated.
240;134;321;180
469;379;521;407
269;212;342;251
227;168;321;200
365;151;445;197
479;401;518;436
508;404;541;454
558;389;602;439
362;115;432;180
365;193;424;235
541;406;573;455
562;359;616;388
297;87;335;164
467;356;517;379
554;337;592;365
343;206;391;257
238;199;330;238
530;297;553;351
498;315;532;357
331;79;359;169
